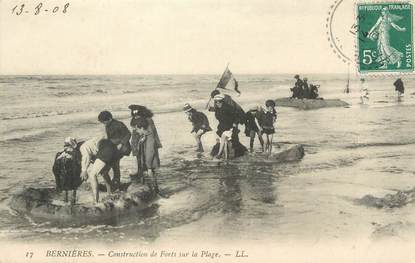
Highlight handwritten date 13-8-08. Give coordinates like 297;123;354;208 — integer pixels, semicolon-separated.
12;3;70;16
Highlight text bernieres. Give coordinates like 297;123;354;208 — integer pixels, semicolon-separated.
46;250;93;257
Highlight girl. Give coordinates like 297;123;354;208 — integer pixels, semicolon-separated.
261;100;277;154
130;117;161;193
128;105;161;180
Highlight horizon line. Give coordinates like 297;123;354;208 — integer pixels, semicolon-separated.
0;72;348;76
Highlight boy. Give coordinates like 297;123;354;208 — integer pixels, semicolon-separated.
183;103;212;152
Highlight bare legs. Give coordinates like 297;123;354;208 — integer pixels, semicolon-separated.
249;130;264;153
264;134;274;154
192;130;206;152
88;159;112;203
216;132;231;159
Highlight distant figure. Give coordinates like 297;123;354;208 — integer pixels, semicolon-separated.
260;100;277;154
360;78;369;104
302;77;310;99
80;137;115;203
291;75;304;99
130;117;161;193
309;84;320;99
52;137;83;204
393;78;405;99
98;111;131;189
128;105;162;181
183;103;212;152
244;106;264;153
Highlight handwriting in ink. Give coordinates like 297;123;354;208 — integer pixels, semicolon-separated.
11;2;70;15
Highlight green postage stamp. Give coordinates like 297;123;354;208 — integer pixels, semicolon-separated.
357;2;413;73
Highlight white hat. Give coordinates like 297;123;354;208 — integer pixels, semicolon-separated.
213;94;225;101
64;137;77;148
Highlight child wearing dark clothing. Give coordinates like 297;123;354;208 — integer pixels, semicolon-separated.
128;105;162;181
130;117;161;193
260;100;277;154
244;106;264;153
183;103;212;152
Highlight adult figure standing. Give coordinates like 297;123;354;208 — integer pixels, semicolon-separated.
291;75;304;99
393;78;405;100
302;77;310;99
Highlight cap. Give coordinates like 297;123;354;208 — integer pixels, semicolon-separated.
64;137;77;148
213;94;225;101
294;74;300;79
183;103;192;112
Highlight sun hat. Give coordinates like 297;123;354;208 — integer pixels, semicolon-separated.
64;137;77;148
183;103;192;112
213;94;225;101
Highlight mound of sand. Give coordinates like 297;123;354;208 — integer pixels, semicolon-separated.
356;188;415;209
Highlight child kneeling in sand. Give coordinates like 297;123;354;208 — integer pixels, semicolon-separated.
130;117;161;193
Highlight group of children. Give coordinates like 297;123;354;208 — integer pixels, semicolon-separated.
183;96;278;156
54;95;277;203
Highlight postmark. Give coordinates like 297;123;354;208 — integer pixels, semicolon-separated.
356;2;413;73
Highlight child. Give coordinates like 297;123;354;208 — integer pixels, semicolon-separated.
128;105;162;180
130;117;161;193
244;106;264;153
360;78;369;104
260;100;277;154
183;103;212;152
52;137;83;204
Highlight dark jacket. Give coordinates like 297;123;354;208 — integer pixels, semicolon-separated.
188;110;212;133
223;94;246;124
213;103;240;136
292;79;304;99
310;84;319;99
303;82;310;99
52;145;82;192
105;119;132;156
394;79;404;93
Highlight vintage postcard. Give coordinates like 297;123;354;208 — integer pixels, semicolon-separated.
0;0;415;262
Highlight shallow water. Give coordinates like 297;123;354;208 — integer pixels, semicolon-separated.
0;74;415;245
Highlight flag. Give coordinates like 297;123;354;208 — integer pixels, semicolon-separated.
216;67;241;94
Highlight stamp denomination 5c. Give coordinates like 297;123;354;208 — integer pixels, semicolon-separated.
357;2;413;73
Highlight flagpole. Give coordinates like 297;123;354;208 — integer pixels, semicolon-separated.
205;63;230;109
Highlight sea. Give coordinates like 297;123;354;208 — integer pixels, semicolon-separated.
0;74;415;247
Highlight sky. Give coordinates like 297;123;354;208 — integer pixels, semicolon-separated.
0;0;354;75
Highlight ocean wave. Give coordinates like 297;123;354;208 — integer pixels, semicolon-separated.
345;141;415;149
0;129;58;143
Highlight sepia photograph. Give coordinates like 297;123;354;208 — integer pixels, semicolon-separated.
0;0;414;262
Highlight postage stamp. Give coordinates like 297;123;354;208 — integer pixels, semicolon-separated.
356;2;413;73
